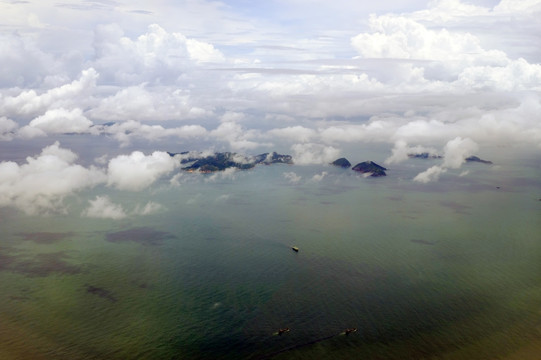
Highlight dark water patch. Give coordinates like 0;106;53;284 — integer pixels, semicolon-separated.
241;254;499;360
11;251;82;277
16;232;74;244
85;285;117;302
9;295;31;302
106;227;175;246
410;239;436;246
0;251;16;270
439;200;471;214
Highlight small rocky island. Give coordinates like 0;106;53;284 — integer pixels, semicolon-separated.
408;152;493;164
465;156;493;164
408;152;442;159
331;158;352;168
168;151;293;172
352;161;387;177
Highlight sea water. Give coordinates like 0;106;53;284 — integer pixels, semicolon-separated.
0;150;540;359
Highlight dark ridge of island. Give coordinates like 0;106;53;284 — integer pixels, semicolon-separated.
465;156;493;165
254;152;293;165
331;158;351;168
407;152;443;159
172;151;293;172
352;161;387;177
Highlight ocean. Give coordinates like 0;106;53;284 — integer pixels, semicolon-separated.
0;148;540;359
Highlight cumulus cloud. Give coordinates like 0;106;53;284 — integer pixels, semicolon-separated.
291;143;340;165
0;32;58;87
107;151;179;191
99;120;208;146
2;68;98;119
93;23;225;85
351;14;507;66
311;171;328;182
132;201;164;215
442;137;479;168
413;137;478;183
413;165;447;183
0;142;106;214
210;121;261;150
82;195;127;219
385;140;439;164
268;126;316;143
23;107;93;135
283;171;302;184
88;85;212;122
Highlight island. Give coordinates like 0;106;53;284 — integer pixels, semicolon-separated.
408;152;442;159
331;158;352;168
169;151;293;172
465;156;493;165
352;161;387;177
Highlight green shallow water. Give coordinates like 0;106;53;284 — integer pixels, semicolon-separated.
0;160;540;359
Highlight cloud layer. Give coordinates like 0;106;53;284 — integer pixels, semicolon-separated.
0;0;540;215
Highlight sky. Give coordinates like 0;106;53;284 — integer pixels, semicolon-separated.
0;0;540;216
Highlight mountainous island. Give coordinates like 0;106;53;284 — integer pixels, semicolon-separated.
168;151;293;172
331;158;352;168
330;158;387;177
351;161;387;177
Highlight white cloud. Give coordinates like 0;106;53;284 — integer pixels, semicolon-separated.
413;136;478;183
205;167;237;182
88;85;212;122
0;32;58;87
291;143;340;165
311;171;328;182
283;171;302;184
132;201;164;215
413;165;447;183
210;121;261;150
494;0;541;13
442;137;479;168
268;126;316;143
100;120;208;146
351;14;507;64
82;196;127;219
93;23;225;85
107;151;179;191
2;68;98;119
25;107;93;135
0;142;106;214
385;140;439;164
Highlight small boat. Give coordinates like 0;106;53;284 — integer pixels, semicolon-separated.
291;246;299;252
278;328;290;335
344;328;357;335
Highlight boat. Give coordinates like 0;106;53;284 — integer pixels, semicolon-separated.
344;328;357;335
291;246;299;252
278;328;290;335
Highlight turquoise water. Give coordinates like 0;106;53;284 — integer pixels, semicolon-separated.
0;159;540;359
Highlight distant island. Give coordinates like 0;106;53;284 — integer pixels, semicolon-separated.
168;151;293;172
408;153;493;164
331;158;352;168
465;156;493;164
351;161;387;177
408;152;442;159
